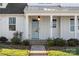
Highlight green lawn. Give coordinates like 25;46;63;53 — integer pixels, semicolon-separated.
48;48;79;56
0;49;29;56
0;43;30;56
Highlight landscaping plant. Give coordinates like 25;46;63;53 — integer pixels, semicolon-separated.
47;38;54;47
53;38;66;46
22;40;30;46
0;36;8;43
11;31;23;45
0;49;29;56
47;38;66;46
67;38;79;46
48;50;75;56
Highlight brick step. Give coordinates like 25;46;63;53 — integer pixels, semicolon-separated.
29;40;47;45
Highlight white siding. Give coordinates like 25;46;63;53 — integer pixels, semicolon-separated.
39;16;50;39
61;16;75;40
0;14;79;40
0;14;25;41
52;16;60;38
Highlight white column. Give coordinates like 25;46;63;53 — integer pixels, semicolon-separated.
25;14;29;39
50;15;53;39
60;17;62;38
74;15;78;38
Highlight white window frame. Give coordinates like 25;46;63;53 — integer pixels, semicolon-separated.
9;17;16;31
78;19;79;30
52;18;57;28
70;18;75;32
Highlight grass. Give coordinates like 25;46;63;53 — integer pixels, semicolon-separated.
0;43;29;56
48;50;75;56
64;48;79;55
0;48;29;56
48;48;79;56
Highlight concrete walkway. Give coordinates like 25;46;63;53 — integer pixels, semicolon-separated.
30;45;47;56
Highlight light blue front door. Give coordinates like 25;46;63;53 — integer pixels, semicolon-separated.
32;19;39;39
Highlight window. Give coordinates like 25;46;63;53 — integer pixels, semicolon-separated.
78;19;79;30
9;17;16;31
0;3;2;6
53;19;57;28
70;18;74;31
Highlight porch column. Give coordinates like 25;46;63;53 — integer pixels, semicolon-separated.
74;15;78;38
50;15;53;39
25;14;29;39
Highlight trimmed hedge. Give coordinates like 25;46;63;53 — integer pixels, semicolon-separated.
47;38;66;47
47;39;54;47
53;38;66;46
22;40;30;46
47;38;79;47
67;38;79;46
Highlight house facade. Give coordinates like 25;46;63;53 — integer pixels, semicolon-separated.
0;3;79;41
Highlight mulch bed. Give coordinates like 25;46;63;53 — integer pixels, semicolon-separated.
46;46;79;50
0;43;30;49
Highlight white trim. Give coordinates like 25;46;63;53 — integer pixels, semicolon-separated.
25;13;79;16
50;15;53;39
77;17;79;32
69;17;75;33
78;19;79;31
0;14;24;16
52;18;57;28
74;15;78;38
25;14;29;39
60;17;62;38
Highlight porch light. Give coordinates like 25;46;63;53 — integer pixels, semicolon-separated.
38;16;40;21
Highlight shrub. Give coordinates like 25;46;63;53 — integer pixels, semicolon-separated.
53;38;66;46
11;37;21;45
47;40;54;47
67;38;79;46
47;38;54;47
22;40;30;46
11;31;23;45
47;38;53;41
0;37;8;43
13;31;23;39
47;38;66;46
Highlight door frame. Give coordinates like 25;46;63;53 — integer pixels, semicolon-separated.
32;19;39;39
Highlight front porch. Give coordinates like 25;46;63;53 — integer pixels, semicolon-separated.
24;14;79;40
28;16;50;40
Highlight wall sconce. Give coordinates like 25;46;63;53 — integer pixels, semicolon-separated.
38;16;40;21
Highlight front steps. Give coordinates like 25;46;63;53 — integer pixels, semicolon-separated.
29;40;47;45
30;51;47;56
30;45;47;56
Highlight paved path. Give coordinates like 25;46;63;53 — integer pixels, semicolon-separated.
30;45;47;56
